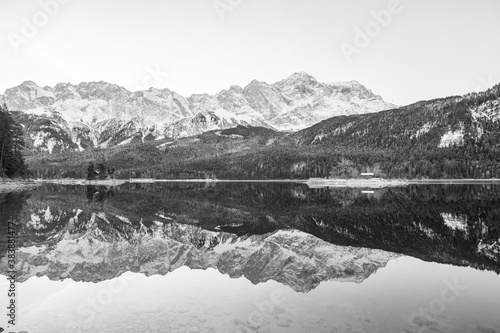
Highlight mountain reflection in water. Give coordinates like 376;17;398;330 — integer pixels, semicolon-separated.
1;183;499;279
1;183;500;332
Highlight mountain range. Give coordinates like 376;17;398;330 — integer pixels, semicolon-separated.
4;73;500;180
1;72;395;153
1;207;398;292
15;80;500;180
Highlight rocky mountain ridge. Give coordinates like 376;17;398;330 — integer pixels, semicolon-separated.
1;73;395;153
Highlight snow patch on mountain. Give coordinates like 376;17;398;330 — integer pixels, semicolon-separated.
441;213;467;232
470;100;500;122
118;137;134;146
477;240;500;261
413;122;433;138
438;126;464;148
31;131;61;154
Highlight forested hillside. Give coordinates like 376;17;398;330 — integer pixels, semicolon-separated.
0;103;28;178
26;126;286;179
280;83;500;178
22;84;500;180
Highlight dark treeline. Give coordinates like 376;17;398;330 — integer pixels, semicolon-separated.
86;161;115;180
0;103;28;178
24;141;500;180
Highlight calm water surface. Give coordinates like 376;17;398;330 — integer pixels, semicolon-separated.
1;183;499;332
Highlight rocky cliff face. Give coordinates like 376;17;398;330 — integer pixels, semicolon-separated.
1;73;395;153
2;208;398;292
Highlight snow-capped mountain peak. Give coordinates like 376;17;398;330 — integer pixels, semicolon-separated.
280;71;317;84
1;73;396;153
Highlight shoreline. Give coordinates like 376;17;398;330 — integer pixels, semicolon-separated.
33;179;128;186
0;179;41;193
25;177;500;185
305;178;500;188
2;177;500;192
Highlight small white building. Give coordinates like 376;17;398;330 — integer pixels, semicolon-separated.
360;172;374;177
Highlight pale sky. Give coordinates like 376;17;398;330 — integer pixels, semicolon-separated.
0;0;499;105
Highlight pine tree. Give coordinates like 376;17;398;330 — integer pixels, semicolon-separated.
0;103;28;178
87;162;95;180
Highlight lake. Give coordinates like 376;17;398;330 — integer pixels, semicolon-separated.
1;182;499;333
